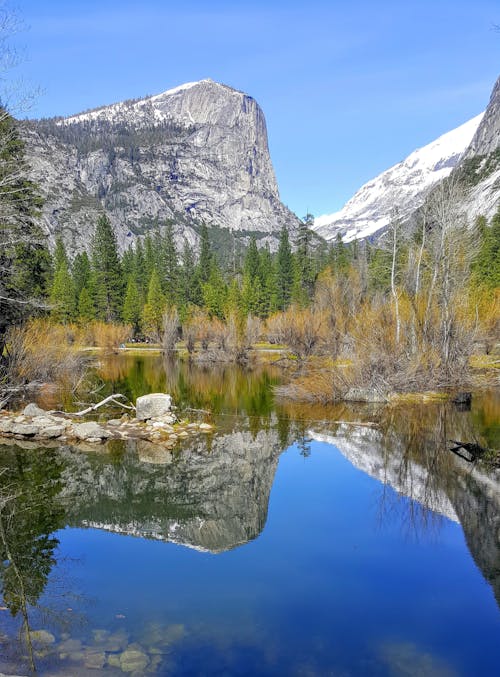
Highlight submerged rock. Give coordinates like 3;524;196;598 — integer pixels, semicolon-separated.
119;648;150;672
29;629;56;647
83;648;106;669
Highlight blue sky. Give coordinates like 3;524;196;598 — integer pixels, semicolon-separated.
7;0;500;218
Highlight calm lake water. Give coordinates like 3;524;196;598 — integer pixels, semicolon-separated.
1;355;500;676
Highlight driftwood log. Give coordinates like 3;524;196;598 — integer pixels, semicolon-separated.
49;394;135;417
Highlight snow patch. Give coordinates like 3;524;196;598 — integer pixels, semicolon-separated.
314;113;484;242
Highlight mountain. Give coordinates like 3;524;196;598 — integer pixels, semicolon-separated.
22;79;300;254
313;113;483;242
454;75;500;221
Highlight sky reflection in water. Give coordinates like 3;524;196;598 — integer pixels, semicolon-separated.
0;356;499;676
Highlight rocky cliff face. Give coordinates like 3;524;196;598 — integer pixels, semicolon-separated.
22;79;299;254
313;74;500;244
60;428;284;553
452;76;500;222
463;76;500;159
313;114;483;242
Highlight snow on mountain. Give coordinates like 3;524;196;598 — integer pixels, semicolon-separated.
60;78;241;130
25;79;299;255
313;113;484;242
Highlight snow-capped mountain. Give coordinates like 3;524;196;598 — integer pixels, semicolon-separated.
22;79;299;255
313;113;484;242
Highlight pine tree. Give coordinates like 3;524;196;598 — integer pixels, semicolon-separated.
329;233;351;272
49;237;76;323
91;214;123;321
294;215;314;303
244;236;260;281
472;210;500;289
143;233;157;285
0;107;50;349
202;263;227;319
179;239;201;310
134;239;147;296
197;224;213;285
142;268;165;339
121;246;135;283
275;227;294;311
77;286;95;322
159;223;179;305
122;276;142;333
72;251;91;297
258;245;275;317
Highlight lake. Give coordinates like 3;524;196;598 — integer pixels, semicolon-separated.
1;354;499;676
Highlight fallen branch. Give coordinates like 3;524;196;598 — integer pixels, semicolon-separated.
50;394;135;417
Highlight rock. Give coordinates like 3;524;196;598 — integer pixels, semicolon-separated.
199;423;213;432
344;387;388;403
11;423;39;436
107;653;121;668
23;403;47;417
23;80;300;259
163;623;186;644
119;648;150;673
0;419;14;434
32;416;59;426
58;638;82;653
38;425;66;438
29;629;56;647
83;649;106;669
107;419;122;426
72;421;111;440
136;394;172;421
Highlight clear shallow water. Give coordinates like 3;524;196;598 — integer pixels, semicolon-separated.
1;356;499;676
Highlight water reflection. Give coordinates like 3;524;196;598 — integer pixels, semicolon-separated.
0;446;66;671
0;354;499;675
308;394;500;603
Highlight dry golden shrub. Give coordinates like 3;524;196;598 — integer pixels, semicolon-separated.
5;319;86;387
266;306;327;360
87;322;131;352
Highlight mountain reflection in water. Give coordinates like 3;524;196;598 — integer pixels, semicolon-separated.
0;356;499;676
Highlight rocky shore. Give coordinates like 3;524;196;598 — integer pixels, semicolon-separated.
0;393;214;448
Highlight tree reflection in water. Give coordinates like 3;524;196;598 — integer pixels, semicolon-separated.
0;446;66;673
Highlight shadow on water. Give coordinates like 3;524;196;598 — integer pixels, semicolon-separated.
1;354;499;674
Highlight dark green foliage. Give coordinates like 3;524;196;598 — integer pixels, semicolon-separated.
72;251;92;297
368;247;393;293
142;267;165;338
294;215;315;304
275;227;294;311
473;209;500;289
457;149;500;187
50;237;76;322
78;286;95;321
179;239;201;310
122;276;142;332
91;214;123;321
0;108;50;348
0;446;65;617
159;223;179;305
202;263;228;318
197;224;213;285
329;233;352;272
